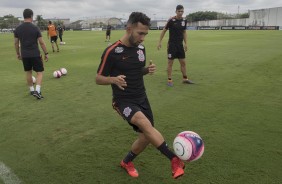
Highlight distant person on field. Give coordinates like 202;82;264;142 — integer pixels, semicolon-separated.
14;8;49;99
105;24;112;42
47;21;59;52
96;12;185;179
157;4;194;86
57;23;64;43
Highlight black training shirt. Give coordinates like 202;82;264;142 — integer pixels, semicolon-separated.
97;40;147;100
165;16;187;44
14;22;42;58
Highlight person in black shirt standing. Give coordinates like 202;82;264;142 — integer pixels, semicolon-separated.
96;12;185;179
57;23;64;44
157;5;194;86
14;8;48;99
105;24;112;42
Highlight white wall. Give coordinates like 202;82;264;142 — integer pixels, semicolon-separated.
187;7;282;27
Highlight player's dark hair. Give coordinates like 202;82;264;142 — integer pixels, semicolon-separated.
176;5;184;10
23;9;33;19
127;12;151;27
49;21;52;24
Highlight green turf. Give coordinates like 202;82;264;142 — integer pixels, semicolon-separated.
0;30;282;184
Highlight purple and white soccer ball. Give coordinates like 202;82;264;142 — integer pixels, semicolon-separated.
53;70;62;78
173;131;204;162
60;68;67;75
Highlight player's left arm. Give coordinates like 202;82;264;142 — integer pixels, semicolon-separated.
38;37;49;61
142;60;156;75
183;30;188;52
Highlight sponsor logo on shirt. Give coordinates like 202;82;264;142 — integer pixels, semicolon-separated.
182;21;185;26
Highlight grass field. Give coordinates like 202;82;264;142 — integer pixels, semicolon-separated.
0;29;282;184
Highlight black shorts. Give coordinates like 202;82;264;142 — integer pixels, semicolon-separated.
167;43;185;60
112;97;154;132
50;36;58;43
22;56;44;72
106;30;111;36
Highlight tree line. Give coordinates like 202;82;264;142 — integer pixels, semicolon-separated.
186;11;249;22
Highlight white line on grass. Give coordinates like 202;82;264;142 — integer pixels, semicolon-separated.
0;161;21;184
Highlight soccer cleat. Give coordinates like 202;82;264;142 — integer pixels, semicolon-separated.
183;79;195;84
33;91;44;99
30;91;36;96
167;80;173;87
120;160;139;178
171;157;185;179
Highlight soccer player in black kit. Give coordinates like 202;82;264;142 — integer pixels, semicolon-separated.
105;24;112;42
158;4;194;86
57;23;64;43
96;12;185;179
14;8;49;99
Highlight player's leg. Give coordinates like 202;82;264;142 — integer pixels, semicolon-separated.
33;57;44;99
167;59;174;86
22;58;34;95
26;70;34;94
179;58;187;77
120;133;149;178
167;43;175;86
179;58;194;84
178;44;194;84
55;36;59;52
131;112;185;179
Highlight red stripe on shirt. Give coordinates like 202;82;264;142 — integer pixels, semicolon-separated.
98;41;121;75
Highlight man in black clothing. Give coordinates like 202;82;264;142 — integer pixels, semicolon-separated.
14;8;48;99
96;12;185;179
157;4;194;86
57;23;64;43
105;24;112;42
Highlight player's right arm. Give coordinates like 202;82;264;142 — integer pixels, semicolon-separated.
96;74;127;90
158;18;171;50
157;28;167;50
96;46;127;90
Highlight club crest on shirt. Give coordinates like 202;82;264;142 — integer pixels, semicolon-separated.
137;50;145;62
115;47;124;53
123;107;132;117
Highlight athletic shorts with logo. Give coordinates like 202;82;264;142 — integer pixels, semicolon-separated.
112;97;154;132
167;42;185;59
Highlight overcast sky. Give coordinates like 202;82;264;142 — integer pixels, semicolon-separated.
1;0;281;21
